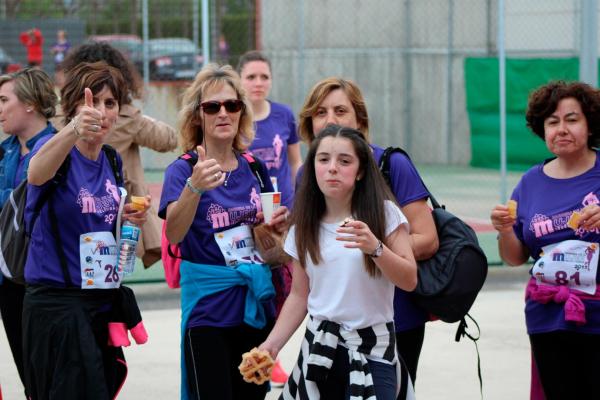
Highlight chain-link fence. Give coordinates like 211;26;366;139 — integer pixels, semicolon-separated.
0;0;592;228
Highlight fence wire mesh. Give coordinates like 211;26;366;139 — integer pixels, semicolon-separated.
0;0;589;227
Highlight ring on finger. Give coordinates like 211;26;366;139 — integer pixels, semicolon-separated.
214;172;220;181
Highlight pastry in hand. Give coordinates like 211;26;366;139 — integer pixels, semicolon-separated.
506;200;517;219
130;196;149;211
239;347;274;385
567;211;582;230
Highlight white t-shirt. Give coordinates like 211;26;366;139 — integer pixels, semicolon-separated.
284;200;408;330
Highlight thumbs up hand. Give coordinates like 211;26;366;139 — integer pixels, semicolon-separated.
185;145;226;195
71;88;103;142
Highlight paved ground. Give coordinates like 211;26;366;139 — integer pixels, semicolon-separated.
1;266;533;400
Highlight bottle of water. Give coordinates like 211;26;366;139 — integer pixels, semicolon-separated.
117;221;141;275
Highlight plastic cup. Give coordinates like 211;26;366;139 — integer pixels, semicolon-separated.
260;192;281;223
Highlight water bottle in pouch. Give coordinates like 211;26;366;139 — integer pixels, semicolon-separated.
118;221;140;275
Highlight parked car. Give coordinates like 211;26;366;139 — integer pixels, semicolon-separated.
88;34;142;60
133;38;203;81
0;47;22;74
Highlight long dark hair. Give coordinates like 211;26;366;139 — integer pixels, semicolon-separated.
292;124;396;277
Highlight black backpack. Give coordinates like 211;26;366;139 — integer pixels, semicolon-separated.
379;146;488;392
0;145;123;285
379;146;488;323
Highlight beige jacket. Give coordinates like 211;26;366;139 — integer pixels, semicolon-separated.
53;103;177;267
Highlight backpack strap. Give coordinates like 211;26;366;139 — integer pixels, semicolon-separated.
179;152;198;167
241;152;267;192
378;146;441;209
455;313;483;397
101;144;124;186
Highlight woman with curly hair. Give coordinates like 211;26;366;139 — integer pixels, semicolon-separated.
491;81;600;399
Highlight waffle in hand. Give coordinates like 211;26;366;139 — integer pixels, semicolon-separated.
239;347;274;385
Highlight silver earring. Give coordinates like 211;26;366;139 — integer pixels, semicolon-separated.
26;109;32;113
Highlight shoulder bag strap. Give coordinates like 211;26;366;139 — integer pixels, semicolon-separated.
379;146;442;209
101;144;123;186
241;152;267;192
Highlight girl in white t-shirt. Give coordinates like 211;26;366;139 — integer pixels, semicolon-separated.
259;125;417;400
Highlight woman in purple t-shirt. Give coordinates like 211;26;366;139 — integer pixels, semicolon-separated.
159;64;288;400
297;77;439;390
23;62;149;398
237;50;302;209
491;81;600;399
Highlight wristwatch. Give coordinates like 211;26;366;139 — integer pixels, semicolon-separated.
370;240;383;258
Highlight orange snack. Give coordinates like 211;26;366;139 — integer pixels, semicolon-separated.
130;196;148;211
507;200;517;219
239;347;274;385
567;212;582;230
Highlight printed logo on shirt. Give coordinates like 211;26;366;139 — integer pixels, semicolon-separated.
206;188;260;229
77;179;120;215
529;192;600;238
248;134;284;170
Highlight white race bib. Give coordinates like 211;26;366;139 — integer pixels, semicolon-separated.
79;231;121;289
214;225;264;267
532;240;599;295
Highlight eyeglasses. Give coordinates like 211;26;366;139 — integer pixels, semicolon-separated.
200;99;244;115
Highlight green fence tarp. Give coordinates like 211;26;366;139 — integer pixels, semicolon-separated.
465;57;582;170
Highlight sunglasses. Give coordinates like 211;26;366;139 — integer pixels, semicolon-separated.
200;99;244;115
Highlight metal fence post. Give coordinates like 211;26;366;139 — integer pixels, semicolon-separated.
580;0;598;86
498;0;507;203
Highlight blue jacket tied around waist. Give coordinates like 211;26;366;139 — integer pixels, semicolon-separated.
179;261;274;400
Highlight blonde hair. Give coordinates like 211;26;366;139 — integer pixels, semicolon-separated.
298;77;370;144
0;68;57;119
178;64;254;153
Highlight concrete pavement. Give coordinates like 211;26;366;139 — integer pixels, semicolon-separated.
1;267;532;399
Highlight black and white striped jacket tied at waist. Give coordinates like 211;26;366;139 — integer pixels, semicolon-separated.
280;316;415;400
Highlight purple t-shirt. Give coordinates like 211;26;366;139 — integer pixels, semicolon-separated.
24;136;123;287
248;101;298;209
512;152;600;335
371;145;431;331
14;154;27;188
159;151;275;328
295;144;430;331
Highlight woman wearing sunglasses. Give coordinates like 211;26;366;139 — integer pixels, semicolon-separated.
159;63;288;400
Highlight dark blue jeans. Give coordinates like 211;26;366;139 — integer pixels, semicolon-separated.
316;346;397;400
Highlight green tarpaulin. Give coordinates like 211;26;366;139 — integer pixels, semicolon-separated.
465;57;584;170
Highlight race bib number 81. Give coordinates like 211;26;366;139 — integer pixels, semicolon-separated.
532;240;598;295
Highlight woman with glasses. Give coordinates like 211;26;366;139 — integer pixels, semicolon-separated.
159;64;289;400
296;77;439;392
0;68;58;397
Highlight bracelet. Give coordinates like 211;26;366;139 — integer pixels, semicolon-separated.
71;116;82;138
186;177;204;196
